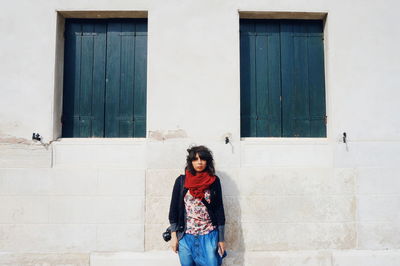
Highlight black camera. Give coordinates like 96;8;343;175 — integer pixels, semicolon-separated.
162;227;171;242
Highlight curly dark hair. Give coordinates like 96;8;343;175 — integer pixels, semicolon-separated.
185;145;215;175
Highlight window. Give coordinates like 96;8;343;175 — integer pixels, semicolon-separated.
62;19;147;137
240;19;326;137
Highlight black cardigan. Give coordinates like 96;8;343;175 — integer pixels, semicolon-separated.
168;175;226;241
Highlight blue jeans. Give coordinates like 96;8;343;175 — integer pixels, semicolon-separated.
178;229;222;266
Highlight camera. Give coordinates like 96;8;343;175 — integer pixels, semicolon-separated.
162;227;171;242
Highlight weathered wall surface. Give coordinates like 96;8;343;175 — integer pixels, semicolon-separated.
0;0;399;265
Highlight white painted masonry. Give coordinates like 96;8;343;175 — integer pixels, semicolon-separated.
0;0;399;265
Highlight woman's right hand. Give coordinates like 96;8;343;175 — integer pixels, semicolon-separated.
170;232;179;253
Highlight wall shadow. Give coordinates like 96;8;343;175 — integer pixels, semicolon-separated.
217;170;245;266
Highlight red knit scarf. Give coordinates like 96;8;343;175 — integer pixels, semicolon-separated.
184;169;216;200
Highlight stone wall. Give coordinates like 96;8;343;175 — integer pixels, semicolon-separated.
1;0;400;265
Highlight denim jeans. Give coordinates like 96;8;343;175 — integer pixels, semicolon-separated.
178;229;222;266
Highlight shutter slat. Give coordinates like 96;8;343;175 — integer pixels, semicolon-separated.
265;22;281;137
62;22;82;137
239;22;251;137
281;21;295;137
240;21;257;137
91;22;107;137
79;23;95;137
308;21;326;137
133;20;148;137
105;22;122;137
119;22;136;137
293;25;311;137
255;25;269;136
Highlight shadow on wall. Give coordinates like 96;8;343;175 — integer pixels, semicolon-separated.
217;170;245;266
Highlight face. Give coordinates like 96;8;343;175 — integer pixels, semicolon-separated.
191;153;207;173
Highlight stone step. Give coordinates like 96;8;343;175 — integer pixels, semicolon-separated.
90;250;400;266
1;250;400;266
91;251;180;266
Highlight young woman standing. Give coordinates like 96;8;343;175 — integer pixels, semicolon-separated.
168;145;226;266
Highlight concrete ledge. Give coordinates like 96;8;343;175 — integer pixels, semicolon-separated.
52;140;146;168
1;251;400;266
89;250;400;266
90;251;179;266
332;250;400;266
0;253;89;266
0;144;52;168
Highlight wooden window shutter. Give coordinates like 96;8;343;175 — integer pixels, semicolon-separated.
240;19;326;138
240;20;282;137
62;19;147;138
281;20;326;137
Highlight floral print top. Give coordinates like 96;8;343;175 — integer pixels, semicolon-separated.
184;189;216;235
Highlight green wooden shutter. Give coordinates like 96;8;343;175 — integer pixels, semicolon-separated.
62;19;147;138
62;20;107;137
281;20;326;137
132;21;147;137
240;20;282;137
240;21;257;137
240;19;326;138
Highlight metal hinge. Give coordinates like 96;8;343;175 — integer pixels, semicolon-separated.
325;115;327;125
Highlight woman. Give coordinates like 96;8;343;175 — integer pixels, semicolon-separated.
168;145;226;266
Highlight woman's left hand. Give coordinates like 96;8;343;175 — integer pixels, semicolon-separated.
217;241;225;257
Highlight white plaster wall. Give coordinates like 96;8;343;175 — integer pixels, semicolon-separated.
0;0;400;265
1;0;399;142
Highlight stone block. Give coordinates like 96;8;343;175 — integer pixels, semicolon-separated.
0;196;49;223
146;141;190;169
0;144;52;168
146;169;182;197
49;196;144;224
223;196;242;224
0;224;96;252
53;140;146;168
224;222;245;251
0;253;89;266
51;168;97;195
90;251;179;266
220;167;355;196
89;251;333;266
0;168;52;195
238;195;355;223
145;223;171;251
357;167;400;194
146;196;170;224
98;169;145;195
95;196;144;224
357;195;400;222
334;142;400;168
207;141;242;169
333;250;400;266
240;141;333;167
242;222;356;251
243;251;332;266
49;196;97;223
96;224;144;252
358;222;400;249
